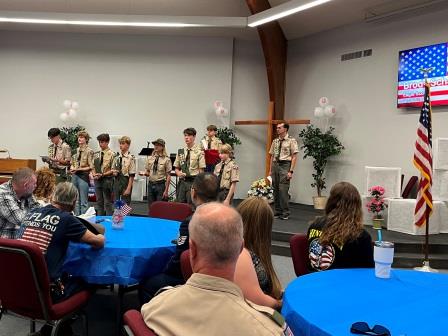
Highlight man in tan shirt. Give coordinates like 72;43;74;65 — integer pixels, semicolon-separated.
141;203;292;336
45;128;72;183
174;128;206;204
111;136;136;205
269;123;299;220
93;133;115;215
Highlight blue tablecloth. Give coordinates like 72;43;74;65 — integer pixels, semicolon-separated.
63;216;179;286
282;269;448;336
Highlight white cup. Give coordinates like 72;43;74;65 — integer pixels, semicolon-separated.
374;241;394;279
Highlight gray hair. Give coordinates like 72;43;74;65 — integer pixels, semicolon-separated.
189;202;243;265
11;168;35;185
52;182;78;206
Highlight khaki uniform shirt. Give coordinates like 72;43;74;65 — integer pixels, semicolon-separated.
214;159;240;190
145;154;172;183
70;145;94;170
269;134;299;162
93;148;114;174
112;151;136;177
173;144;206;176
141;273;285;336
48;140;71;170
200;136;222;150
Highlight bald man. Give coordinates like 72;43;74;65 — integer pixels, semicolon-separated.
141;203;292;336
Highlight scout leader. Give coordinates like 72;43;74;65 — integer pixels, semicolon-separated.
174;128;206;204
138;138;172;208
111;136;136;205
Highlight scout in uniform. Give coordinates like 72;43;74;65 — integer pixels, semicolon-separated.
214;144;239;206
200;124;222;172
92;133;115;215
70;130;94;216
174;128;206;204
138;138;172;209
111;136;136;205
44;128;72;183
269;123;299;220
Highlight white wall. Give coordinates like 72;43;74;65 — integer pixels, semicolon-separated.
0;30;268;198
286;8;448;204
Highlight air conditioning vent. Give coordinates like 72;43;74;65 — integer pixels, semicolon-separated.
341;49;372;61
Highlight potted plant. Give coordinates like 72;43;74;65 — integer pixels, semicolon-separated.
60;125;86;155
298;125;344;209
247;178;274;203
216;127;242;149
366;186;388;229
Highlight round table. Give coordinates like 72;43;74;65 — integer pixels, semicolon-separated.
282;268;448;336
63;216;180;286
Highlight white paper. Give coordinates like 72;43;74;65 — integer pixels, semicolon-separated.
365;166;401;198
434;138;448;170
433;170;448;201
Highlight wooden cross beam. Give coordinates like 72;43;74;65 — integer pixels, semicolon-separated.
235;101;310;177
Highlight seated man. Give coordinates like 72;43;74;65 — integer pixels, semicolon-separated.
141;203;290;336
138;172;218;304
0;167;39;238
20;182;105;302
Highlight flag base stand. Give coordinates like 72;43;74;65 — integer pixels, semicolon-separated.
414;260;438;273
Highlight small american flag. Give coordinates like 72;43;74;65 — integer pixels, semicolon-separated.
413;81;433;227
121;203;133;216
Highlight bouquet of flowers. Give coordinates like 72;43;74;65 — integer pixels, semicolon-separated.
366;186;387;219
247;178;274;201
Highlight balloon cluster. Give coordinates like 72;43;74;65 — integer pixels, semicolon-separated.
214;101;229;118
314;97;335;118
60;100;79;121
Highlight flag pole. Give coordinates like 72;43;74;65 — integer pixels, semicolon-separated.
414;69;438;273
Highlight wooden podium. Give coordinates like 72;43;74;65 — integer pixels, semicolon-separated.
0;158;36;184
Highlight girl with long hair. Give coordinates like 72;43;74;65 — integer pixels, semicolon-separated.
235;196;282;310
307;181;374;272
34;167;56;206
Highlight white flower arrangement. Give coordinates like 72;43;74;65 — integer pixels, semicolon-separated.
247;178;274;201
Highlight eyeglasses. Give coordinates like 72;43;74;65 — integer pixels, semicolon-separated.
350;322;390;336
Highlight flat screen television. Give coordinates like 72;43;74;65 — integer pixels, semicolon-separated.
397;42;448;108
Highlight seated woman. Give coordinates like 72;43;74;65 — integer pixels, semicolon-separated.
235;197;282;310
307;181;374;272
33;167;56;206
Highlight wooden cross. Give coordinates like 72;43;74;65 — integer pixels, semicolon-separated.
235;101;310;177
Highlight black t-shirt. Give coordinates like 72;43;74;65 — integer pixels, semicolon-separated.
306;217;374;272
164;215;192;278
19;205;87;281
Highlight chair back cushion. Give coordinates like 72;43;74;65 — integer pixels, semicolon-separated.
180;249;193;280
149;201;192;222
289;234;309;277
0;238;53;319
124;309;157;336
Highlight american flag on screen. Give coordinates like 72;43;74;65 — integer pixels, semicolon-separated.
413;82;433;227
397;43;448;108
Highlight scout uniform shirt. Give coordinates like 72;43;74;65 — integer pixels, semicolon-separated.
214;158;240;190
71;145;94;173
173;144;206;176
141;273;288;336
48;139;71;171
93;147;115;175
200;135;222;150
112;151;136;177
145;154;172;183
269;134;299;162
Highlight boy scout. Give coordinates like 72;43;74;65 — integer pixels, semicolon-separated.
93;133;115;215
268;123;299;220
200;124;222;172
111;136;136;205
214;144;239;206
174;128;206;204
138;138;172;208
44;128;72;183
70;130;94;215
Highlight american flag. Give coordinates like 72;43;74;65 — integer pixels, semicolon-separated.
413;82;433;227
397;43;448;108
121;202;133;216
309;239;335;271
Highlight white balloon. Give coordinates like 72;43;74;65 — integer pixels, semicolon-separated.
68;109;77;118
63;100;72;108
324;105;336;117
214;101;223;109
318;97;329;107
71;101;79;109
60;112;68;121
216;107;229;118
314;107;324;118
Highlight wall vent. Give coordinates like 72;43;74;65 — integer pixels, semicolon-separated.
341;49;373;62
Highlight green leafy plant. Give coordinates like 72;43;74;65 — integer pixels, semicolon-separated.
216;127;242;148
60;125;86;155
298;125;344;197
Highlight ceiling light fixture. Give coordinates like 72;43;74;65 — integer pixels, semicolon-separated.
247;0;332;27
